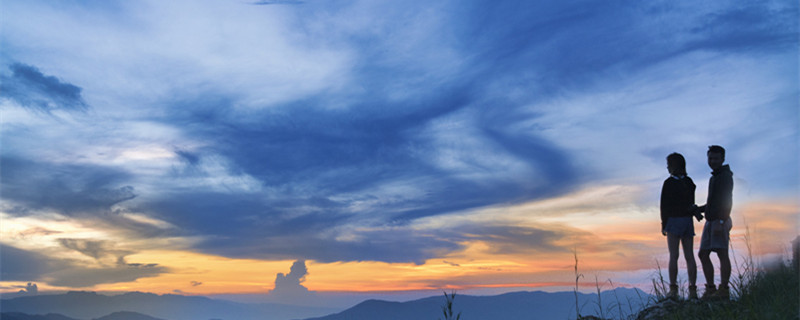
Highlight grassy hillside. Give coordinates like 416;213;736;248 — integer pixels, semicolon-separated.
636;261;799;320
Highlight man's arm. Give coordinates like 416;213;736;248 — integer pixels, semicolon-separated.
717;173;734;221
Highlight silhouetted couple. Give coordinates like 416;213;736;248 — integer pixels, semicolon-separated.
660;145;733;300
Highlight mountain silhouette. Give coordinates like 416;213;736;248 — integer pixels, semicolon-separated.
1;313;79;320
2;288;650;320
93;311;167;320
1;291;336;320
304;288;651;320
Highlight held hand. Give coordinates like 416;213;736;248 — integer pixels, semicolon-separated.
688;205;704;221
694;212;704;222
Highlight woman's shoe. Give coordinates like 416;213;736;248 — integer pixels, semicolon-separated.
667;284;679;300
688;285;698;300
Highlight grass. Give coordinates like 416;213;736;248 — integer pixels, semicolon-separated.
439;291;461;320
637;227;799;320
641;261;799;320
433;233;798;320
578;230;800;320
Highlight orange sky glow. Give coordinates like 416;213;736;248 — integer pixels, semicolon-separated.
2;186;796;297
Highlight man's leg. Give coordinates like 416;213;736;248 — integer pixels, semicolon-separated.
712;249;731;299
698;248;716;299
718;249;731;287
698;249;714;285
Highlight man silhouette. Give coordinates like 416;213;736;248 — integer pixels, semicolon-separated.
694;145;733;300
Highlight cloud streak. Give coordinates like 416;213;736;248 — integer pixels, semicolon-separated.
0;0;797;292
0;244;168;287
0;63;88;112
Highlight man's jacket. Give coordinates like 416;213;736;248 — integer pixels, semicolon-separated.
703;164;733;221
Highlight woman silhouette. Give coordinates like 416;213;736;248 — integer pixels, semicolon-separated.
660;152;700;299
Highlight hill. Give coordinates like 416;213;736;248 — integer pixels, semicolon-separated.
94;311;167;320
0;311;163;320
0;291;336;320
635;261;799;320
304;288;651;320
1;313;79;320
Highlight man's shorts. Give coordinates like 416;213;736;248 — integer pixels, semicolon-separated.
700;217;732;251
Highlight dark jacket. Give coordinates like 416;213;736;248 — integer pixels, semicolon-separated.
660;175;696;231
700;164;734;221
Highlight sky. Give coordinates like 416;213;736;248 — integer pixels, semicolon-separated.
1;0;798;308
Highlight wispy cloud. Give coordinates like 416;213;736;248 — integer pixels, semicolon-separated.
0;156;136;216
0;63;88;112
251;0;304;5
0;244;168;287
0;0;797;293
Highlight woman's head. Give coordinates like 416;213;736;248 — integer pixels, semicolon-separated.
666;152;686;176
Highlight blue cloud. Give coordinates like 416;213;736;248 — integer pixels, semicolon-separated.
0;244;167;286
133;81;582;262
61;0;796;263
0;245;61;281
251;0;304;5
0;156;135;216
0;62;88;112
1;0;797;267
685;2;798;53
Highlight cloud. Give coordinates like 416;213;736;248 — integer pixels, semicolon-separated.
58;238;132;262
268;260;313;303
0;243;168;288
0;245;61;281
45;262;167;287
443;261;460;267
174;149;200;166
13;227;62;239
20;283;38;295
135;86;582;262
683;2;797;53
0;0;796;270
251;0;304;5
0;62;88;112
0;156;136;216
458;225;572;255
190;281;203;287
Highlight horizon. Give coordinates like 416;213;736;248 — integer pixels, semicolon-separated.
1;0;798;312
2;286;652;311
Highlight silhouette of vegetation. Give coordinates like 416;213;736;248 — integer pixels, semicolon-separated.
569;230;799;320
637;229;800;320
439;291;461;320
574;248;585;318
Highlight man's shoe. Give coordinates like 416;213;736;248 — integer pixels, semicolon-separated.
714;284;730;300
688;285;698;300
701;284;716;300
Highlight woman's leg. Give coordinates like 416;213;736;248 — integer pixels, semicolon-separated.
667;233;680;286
681;235;697;285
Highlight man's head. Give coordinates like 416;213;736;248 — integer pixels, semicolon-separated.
707;145;725;170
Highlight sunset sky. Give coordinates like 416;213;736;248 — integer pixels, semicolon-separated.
1;0;798;308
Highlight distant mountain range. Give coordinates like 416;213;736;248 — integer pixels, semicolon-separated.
0;291;336;320
305;288;651;320
1;288;651;320
1;311;163;320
